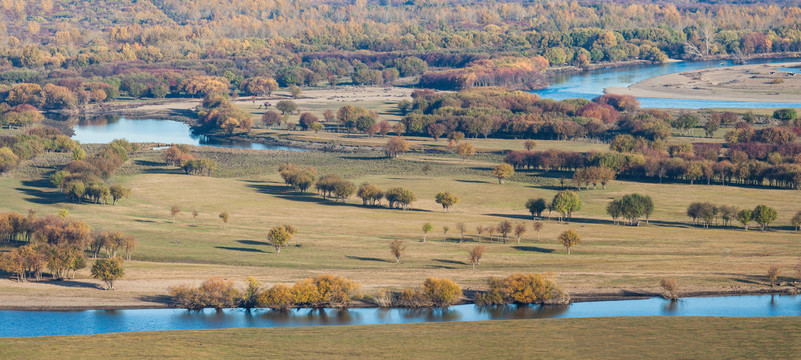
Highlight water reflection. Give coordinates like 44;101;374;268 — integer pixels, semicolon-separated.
70;116;305;151
1;295;798;337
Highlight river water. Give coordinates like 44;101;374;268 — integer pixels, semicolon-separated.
1;295;797;337
534;57;801;108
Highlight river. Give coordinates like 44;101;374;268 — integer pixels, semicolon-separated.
534;57;801;108
1;295;797;337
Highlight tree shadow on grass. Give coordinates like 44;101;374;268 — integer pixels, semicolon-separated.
137;294;172;305
214;246;266;253
512;246;555;253
245;181;433;212
18;179;66;205
238;240;270;246
135;160;180;175
433;259;467;265
455;179;490;184
43;280;104;290
346;255;390;263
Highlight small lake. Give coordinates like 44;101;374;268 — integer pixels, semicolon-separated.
72;117;304;151
534;57;801;108
1;295;797;337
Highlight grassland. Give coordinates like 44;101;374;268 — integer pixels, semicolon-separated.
0;144;799;308
0;317;798;359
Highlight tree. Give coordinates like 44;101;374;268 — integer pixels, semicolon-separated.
660;278;680;300
552;191;582;222
607;193;654;226
421;222;433;242
492;163;514;184
385;137;410;158
752;205;777;231
558;229;581;254
497;220;513;244
192;209;199;223
791;211;801;232
532;221;543;241
767;266;780;287
525;198;547;219
737;209;752;231
435;192;460;212
524;140;537;151
389;240;405;262
268;225;296;253
442;225;449;241
288;85;302;98
91;257;124;290
514;224;527;245
276;100;297;115
261;111;282;128
455;142;475;161
469;245;486;270
457;222;466;243
109;185;130;205
170;205;180;223
219;212;230;228
772;108;797;122
357;183;383;206
385;187;416;210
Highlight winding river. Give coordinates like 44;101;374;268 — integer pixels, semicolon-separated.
2;295;798;337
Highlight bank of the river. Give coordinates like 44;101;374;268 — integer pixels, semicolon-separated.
607;61;801;103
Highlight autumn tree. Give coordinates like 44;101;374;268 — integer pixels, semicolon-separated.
219;212;230;228
791;211;801;232
385;187;416;209
91;256;124;290
357;183;383;206
455;142;475;161
276;100;297;115
170;205;180;223
421;222;433;242
385;137;410;158
422;277;462;308
558;229;581;254
268;224;296;253
469;245;486;270
497;220;513;244
514;223;527;244
435;192;460;212
389;240;406;263
492;163;514;184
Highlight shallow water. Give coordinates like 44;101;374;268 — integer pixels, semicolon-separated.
72;117;304;150
1;295;797;337
533;57;801;108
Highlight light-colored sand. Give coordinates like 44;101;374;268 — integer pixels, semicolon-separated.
607;62;801;103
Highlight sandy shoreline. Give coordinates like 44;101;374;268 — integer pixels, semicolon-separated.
607;62;801;103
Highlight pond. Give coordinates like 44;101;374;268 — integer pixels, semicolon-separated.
72;116;304;151
533;57;801;108
1;294;797;337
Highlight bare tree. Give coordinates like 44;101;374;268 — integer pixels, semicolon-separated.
457;222;466;243
389;240;406;263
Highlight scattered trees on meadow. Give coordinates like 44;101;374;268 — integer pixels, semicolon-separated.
492;163;514;184
389;240;406;263
551;191;582;222
385;137;410;158
421;222;433;242
469;245;486;270
525;198;547;219
688;202;776;230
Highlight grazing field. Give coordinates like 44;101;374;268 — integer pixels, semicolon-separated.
0;317;798;359
0;146;799;308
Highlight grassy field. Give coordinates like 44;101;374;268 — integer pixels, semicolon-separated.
0;317;798;359
0;145;799;305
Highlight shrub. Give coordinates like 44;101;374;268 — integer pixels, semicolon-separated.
659;278;680;300
257;283;295;310
767;266;780;286
474;273;567;305
422;277;462;308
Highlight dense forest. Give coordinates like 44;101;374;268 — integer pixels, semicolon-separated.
1;0;801;95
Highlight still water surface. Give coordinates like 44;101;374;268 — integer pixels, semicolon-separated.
2;295;797;337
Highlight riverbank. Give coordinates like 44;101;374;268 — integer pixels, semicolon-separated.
607;61;801;103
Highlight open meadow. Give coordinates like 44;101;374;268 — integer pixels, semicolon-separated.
0;143;799;308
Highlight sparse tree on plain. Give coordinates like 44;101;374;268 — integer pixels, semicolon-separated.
752;205;777;231
422;222;433;242
389;240;406;263
91;256;124;290
497;220;513;244
660;278;680;300
767;266;780;286
514;223;527;244
791;211;801;232
737;209;753;231
455;142;475;161
457;222;466;243
525;198;547;219
192;209;199;223
469;245;486;270
532;221;543;241
442;225;449;242
558;229;581;254
435;192;460;212
476;225;484;243
219;212;230;228
492;163;514;184
170;205;181;223
268;225;296;253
